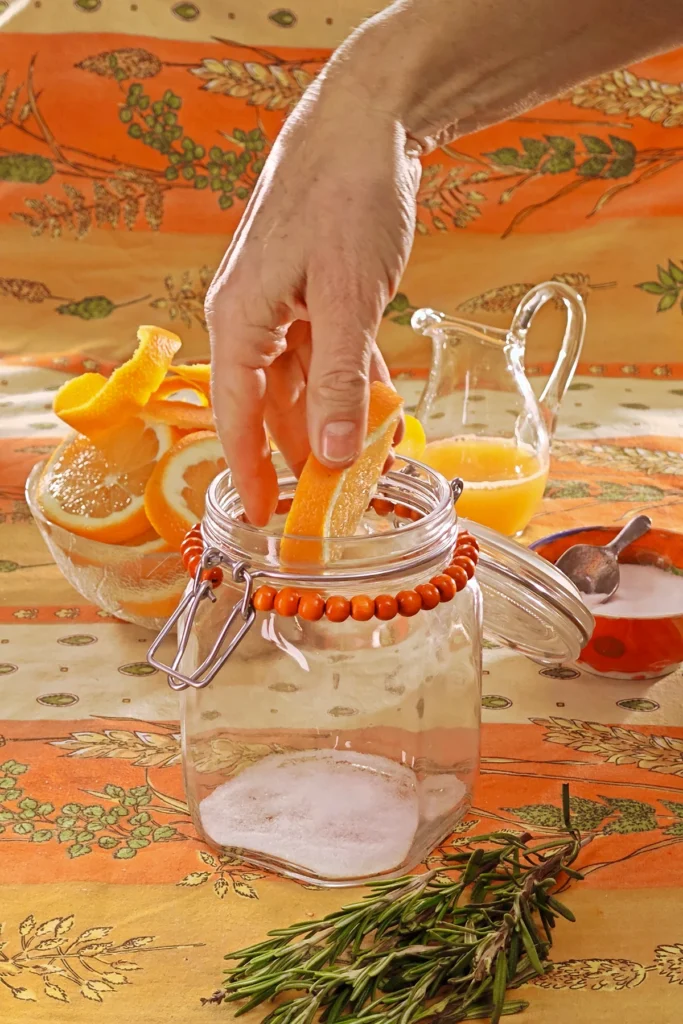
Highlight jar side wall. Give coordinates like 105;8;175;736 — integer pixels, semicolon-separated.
180;581;482;885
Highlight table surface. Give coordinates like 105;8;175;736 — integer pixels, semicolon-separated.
1;358;682;1024
1;6;683;1022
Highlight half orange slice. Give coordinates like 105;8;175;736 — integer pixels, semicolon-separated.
280;381;403;565
37;418;173;544
143;431;227;548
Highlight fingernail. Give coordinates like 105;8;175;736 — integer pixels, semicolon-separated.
321;421;357;464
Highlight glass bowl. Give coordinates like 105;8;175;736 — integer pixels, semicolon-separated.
530;525;683;680
26;460;186;631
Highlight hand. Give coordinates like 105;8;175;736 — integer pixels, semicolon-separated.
207;0;681;529
206;76;420;527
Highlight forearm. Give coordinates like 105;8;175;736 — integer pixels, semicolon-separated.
323;0;683;150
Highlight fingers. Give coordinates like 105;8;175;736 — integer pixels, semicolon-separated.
208;300;282;528
267;335;402;481
264;323;312;479
305;273;385;468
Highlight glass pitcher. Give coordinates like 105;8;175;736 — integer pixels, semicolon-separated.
412;282;586;536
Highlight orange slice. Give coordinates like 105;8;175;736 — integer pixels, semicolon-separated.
127;527;173;553
53;325;181;445
37;419;174;544
395;414;426;461
281;381;403;565
117;580;187;622
143;431;227;548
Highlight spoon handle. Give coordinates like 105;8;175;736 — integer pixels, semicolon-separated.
606;515;652;557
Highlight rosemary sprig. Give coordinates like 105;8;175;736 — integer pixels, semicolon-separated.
206;784;585;1024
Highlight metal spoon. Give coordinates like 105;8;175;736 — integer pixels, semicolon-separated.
556;515;652;606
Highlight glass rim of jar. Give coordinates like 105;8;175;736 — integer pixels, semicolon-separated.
201;455;459;583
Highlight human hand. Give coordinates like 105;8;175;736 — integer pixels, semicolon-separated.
206;72;420;527
207;0;682;529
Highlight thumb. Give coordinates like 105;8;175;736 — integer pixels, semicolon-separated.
306;295;380;468
306;326;372;468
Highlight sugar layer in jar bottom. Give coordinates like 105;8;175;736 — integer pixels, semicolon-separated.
199;749;466;879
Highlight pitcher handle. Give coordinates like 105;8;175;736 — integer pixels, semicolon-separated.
509;281;586;436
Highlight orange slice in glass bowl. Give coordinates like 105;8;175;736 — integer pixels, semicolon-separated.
36;418;174;544
280;381;403;566
126;526;173;554
143;430;227;549
53;325;181;446
116;577;189;622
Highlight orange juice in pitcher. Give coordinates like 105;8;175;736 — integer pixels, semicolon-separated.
421;437;548;536
412;282;586;536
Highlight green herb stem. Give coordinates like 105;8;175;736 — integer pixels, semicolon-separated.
207;784;586;1024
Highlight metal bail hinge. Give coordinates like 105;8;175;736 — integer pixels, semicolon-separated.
146;549;256;691
450;477;464;504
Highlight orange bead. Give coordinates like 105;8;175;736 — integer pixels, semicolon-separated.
274;587;300;617
452;555;476;579
298;592;325;621
201;566;224;589
276;497;292;515
397;590;422;616
458;534;479;550
375;594;398;620
415;582;441;610
181;544;203;566
456;545;479;564
445;564;468;591
371;497;394;517
351;595;375;621
431;574;456;602
325;596;351;622
253;585;277;612
457;530;475;543
394;504;412;519
181;533;202;554
186;554;201;578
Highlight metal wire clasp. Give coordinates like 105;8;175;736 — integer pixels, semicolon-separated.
147;548;256;691
450;477;464;504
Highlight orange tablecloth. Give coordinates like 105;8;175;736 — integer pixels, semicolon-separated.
2;3;683;1022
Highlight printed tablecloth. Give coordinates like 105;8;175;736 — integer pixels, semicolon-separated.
2;3;683;1023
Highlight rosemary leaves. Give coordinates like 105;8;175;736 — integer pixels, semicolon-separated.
207;785;584;1024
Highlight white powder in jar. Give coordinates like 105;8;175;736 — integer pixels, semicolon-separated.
581;563;683;618
199;749;463;880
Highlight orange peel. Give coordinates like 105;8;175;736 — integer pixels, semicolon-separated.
171;362;211;394
146;399;215;433
152;376;209;406
53;325;182;445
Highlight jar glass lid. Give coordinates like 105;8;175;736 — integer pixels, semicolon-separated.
463;518;594;664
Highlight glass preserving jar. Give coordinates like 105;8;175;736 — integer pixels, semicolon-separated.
148;455;592;888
